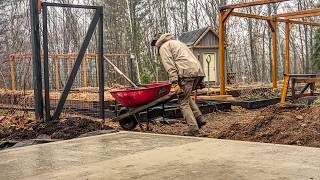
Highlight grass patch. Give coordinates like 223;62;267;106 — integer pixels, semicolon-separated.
313;96;320;105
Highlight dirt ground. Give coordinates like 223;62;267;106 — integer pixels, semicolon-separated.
1;104;319;149
0;112;113;141
107;105;320;148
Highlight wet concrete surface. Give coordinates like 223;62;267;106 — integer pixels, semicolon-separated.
0;132;319;180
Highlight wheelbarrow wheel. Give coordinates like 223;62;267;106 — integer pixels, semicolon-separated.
118;108;138;130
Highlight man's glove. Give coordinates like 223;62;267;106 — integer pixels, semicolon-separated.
172;82;181;94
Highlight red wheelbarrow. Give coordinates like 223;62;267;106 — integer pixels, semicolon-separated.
110;83;176;130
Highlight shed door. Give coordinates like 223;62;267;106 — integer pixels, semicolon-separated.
203;53;217;82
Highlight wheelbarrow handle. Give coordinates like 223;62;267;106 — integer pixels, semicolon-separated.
104;55;138;88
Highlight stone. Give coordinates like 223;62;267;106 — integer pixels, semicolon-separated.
36;134;51;139
296;115;304;120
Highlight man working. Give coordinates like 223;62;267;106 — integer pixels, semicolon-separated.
151;33;207;136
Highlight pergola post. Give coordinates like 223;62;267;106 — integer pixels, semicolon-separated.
268;19;278;89
285;21;291;74
219;9;233;95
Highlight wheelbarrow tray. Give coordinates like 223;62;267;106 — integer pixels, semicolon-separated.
113;93;176;122
110;83;171;108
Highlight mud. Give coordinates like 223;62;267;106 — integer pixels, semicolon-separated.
0;116;113;141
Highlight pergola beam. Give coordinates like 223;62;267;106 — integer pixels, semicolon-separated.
230;12;271;21
273;8;320;19
230;12;320;26
220;0;290;11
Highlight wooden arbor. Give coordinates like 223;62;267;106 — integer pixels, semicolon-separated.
218;0;320;95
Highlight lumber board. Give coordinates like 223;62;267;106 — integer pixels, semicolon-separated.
196;95;234;101
293;78;320;84
220;0;290;11
273;8;320;19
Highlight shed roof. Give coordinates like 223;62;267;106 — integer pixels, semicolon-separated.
178;27;218;46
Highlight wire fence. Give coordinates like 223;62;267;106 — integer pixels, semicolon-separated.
0;53;133;119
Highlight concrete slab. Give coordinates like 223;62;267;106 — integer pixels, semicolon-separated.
0;132;319;180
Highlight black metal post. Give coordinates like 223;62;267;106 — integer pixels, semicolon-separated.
98;7;105;120
30;0;44;120
42;3;51;121
52;11;100;121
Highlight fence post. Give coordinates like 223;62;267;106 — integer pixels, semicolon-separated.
83;54;88;87
29;0;44;120
55;57;60;90
10;55;16;90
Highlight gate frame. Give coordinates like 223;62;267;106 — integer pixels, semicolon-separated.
30;0;105;121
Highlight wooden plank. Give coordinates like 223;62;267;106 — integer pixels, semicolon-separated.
55;59;60;90
271;20;278;89
230;12;320;27
222;9;234;23
10;56;16;90
273;8;320;19
285;22;291;74
83;55;88;87
294;78;320;83
220;0;290;11
219;12;226;95
282;12;320;20
287;20;320;27
231;12;271;21
196;95;234;101
280;75;290;104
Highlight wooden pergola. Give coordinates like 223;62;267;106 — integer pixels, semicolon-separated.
218;0;320;95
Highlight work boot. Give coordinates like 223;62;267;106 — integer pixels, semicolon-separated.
183;127;200;136
196;116;207;129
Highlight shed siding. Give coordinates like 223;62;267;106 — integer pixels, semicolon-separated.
197;31;218;47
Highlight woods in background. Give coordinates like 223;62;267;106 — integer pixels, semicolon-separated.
0;0;319;89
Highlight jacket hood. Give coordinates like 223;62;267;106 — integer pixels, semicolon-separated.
155;33;175;48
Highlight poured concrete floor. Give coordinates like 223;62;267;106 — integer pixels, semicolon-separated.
0;132;319;180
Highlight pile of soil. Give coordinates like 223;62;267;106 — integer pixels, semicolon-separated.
217;105;320;147
0;115;113;141
114;105;320;148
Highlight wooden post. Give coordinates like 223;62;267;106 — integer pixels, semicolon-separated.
285;22;291;75
83;54;88;87
10;56;16;90
67;54;72;76
55;58;60;90
219;10;233;95
268;20;278;89
280;75;290;104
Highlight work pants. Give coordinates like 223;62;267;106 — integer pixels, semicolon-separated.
178;77;203;130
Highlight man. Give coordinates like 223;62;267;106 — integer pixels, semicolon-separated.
151;33;207;136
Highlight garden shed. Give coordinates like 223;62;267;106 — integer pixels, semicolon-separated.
179;26;221;85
